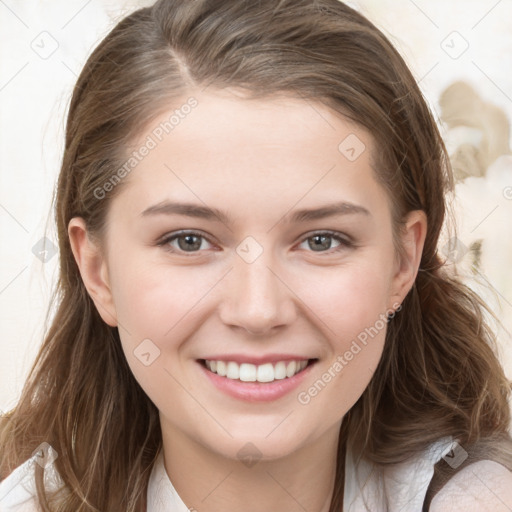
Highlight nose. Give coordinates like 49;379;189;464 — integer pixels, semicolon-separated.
218;250;296;336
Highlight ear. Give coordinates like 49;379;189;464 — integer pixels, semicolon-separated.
389;210;427;307
68;217;118;327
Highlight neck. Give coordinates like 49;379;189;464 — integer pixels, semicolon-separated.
160;419;341;512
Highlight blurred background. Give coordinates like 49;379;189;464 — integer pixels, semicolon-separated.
1;0;511;415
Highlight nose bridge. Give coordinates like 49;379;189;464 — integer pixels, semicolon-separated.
219;239;295;334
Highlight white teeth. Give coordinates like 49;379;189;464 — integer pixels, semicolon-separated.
226;361;239;379
256;363;274;383
274;361;287;380
286;361;297;378
204;359;309;383
239;363;257;382
217;361;227;377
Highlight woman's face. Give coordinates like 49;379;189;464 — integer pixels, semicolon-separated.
70;88;425;462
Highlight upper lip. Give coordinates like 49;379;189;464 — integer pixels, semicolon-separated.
198;354;315;365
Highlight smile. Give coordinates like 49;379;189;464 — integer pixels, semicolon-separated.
203;359;310;383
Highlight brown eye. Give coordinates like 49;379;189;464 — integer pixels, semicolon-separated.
175;234;204;252
308;234;336;251
158;231;214;254
298;231;353;253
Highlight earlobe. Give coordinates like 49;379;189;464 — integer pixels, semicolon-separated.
68;218;118;327
390;210;428;306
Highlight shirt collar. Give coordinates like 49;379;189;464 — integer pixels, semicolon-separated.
147;449;191;512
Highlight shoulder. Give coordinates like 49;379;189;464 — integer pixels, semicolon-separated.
0;457;40;512
0;449;62;512
429;460;512;512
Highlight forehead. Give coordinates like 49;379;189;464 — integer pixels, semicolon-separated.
110;88;388;224
140;88;373;157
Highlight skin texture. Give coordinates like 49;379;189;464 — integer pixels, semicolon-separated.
69;88;426;512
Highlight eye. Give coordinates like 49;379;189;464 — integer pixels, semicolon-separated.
157;230;354;255
158;231;214;253
298;231;353;253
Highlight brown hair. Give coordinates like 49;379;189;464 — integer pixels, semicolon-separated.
1;1;511;510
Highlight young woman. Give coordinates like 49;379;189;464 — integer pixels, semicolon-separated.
1;0;511;510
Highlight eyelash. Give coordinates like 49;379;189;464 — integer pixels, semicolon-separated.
156;230;355;256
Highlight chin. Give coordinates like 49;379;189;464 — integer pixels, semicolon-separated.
197;418;323;464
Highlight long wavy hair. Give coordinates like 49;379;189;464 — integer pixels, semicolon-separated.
1;1;511;510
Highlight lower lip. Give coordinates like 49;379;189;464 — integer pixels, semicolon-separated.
198;361;316;402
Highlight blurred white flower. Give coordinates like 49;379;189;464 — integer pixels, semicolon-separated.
442;155;512;377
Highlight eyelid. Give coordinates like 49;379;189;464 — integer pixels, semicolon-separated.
299;229;353;245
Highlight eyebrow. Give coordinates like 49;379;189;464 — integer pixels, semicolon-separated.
140;200;371;224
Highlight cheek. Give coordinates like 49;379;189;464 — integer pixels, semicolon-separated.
292;257;393;343
110;260;215;405
110;257;217;339
291;257;392;414
109;259;231;397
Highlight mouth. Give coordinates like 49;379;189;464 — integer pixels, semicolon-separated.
199;358;317;384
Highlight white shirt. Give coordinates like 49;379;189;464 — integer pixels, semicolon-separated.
0;436;487;512
343;436;455;511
